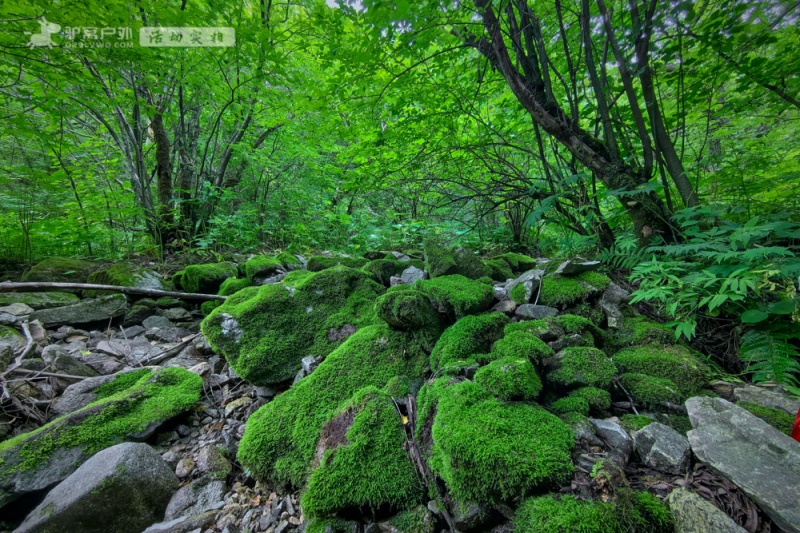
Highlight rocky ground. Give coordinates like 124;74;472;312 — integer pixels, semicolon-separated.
0;249;798;533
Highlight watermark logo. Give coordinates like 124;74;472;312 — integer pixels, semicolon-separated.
139;27;235;47
25;17;60;48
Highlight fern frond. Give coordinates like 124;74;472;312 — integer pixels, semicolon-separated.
740;330;800;387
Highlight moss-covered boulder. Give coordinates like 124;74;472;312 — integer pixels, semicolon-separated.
218;276;252;296
375;286;443;337
362;258;423;286
243;255;283;279
0;367;202;507
419;379;573;504
414;275;494;320
21;257;97;283
307;256;369;272
539;271;611;309
30;294;128;328
490;330;555;365
429;313;508;371
202;267;385;385
275;251;304;270
569;386;612;412
493;252;538;273
618;373;682;409
0;292;78;310
236;323;430;486
483;259;513;282
180;262;237;294
545;347;617;390
87;264;164;291
550;396;590;416
0;326;26;371
613;344;709;395
300;387;423;518
423;240;491;279
474;356;542;401
605;316;675;353
737;401;795;435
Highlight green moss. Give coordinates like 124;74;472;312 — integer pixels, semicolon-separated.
556;314;603;344
504;319;561;340
218;277;252;296
539;271;611;308
569;387;612;411
307;256;369;272
425;380;574;504
276;251;303;270
236;323;430;487
387;505;434;533
429;313;508;371
658;413;693;434
550;396;590;416
0;292;78;309
493;252;538;273
423;239;491;279
619;414;655;432
515;491;672;533
282;269;315;287
301;387;424;518
181;262;237;294
375;286;442;338
738;402;794;435
606;317;675;353
362;258;419;286
85;265;163;297
93;369;151;400
509;282;528;304
21;257;96;283
414;275;494;320
475;356;542;401
490;330;554;365
243;255;283;279
201;267;385;384
0;368;201;475
547;347;617;390
305;518;360;533
618;373;682;409
201;300;220;315
613;344;709;394
484;259;513;282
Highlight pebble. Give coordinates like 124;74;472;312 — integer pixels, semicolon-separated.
175;457;196;478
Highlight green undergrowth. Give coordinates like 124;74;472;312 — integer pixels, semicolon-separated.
301;387;424;518
236;323;430;487
429;313;507;371
201;266;385;384
414;275;494;319
421;379;574;505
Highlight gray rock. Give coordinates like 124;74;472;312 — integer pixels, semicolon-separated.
50;354;98;378
634;422;690;474
599;282;630;329
601;282;630;306
515;304;558;319
554;259;601;275
195;446;231;478
668;487;746;533
733;385;800;416
0;325;26;371
80;353;126;375
0;292;79;310
164;477;226;521
15;443;178;533
504;269;544;304
450;500;489;531
31;294;128;328
143;315;175;329
301;355;319;374
142;510;218;533
389;275;403;286
162;308;192;321
590;418;632;463
0;303;34;320
686;396;800;533
400;266;427;285
52;372;122;415
491;300;517;316
492;284;508;301
121;325;146;338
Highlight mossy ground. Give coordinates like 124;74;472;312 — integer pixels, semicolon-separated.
180;262;237;293
547;347;617;390
605;316;675;353
539;271;611;308
474;356;542;401
307;256;369;272
493;252;538;272
201;267;385;384
429;313;507;371
613;344;709;395
490;330;554;365
738;401;795;435
618;373;682;409
414;275;494;320
0;368;201;475
236;323;430;487
300;387;423;518
423;379;574;504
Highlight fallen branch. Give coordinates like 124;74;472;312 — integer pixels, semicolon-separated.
7;368;90;381
0;282;226;301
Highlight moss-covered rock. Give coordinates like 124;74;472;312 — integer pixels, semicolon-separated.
236;323;430;487
0;292;78;310
569;386;612;411
493;252;538;273
422;379;573;504
86;264;164;295
202;267;385;385
362;258;423;286
218;276;252;296
619;414;656;432
613;344;709;395
0;367;202;507
307;256;369;272
475;356;542;401
385;505;435;533
300;387;423;518
200;300;221;316
243;255;283;279
618;373;682;409
414;275;494;320
276;251;304;270
546;347;616;390
0;326;26;371
738;401;795;435
180;262;237;294
21;257;97;283
515;491;673;533
490;330;554;365
423;240;491;279
539;271;611;309
305;518;361;533
375;287;443;340
605;317;675;353
483;259;514;282
550;396;590;416
429;313;508;371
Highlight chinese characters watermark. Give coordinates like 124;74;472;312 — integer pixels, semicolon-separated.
139;27;235;47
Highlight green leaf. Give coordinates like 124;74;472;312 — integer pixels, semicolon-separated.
768;299;797;315
741;310;769;324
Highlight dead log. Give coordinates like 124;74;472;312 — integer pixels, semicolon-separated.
0;282;226;301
